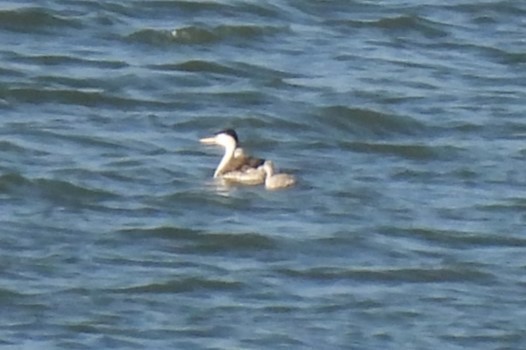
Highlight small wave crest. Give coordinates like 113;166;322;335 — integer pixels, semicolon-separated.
118;226;277;254
112;277;243;294
0;173;116;207
316;105;427;137
0;7;82;33
127;24;282;46
278;265;493;284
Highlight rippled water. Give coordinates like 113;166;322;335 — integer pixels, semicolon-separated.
1;1;526;349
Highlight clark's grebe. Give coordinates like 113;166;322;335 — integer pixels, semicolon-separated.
220;166;266;185
263;160;296;190
200;129;265;183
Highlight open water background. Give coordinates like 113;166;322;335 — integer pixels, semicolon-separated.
1;1;526;349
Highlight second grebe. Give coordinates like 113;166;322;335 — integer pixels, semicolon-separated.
200;129;265;183
263;160;296;190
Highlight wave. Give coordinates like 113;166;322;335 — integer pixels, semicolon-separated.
381;226;526;249
94;0;284;21
12;53;128;70
3;86;177;110
118;225;278;253
315;105;427;137
342;141;462;161
329;14;448;39
112;277;244;294
0;173;117;207
0;140;48;156
127;24;285;46
0;7;82;33
148;59;297;80
277;265;493;284
445;1;526;16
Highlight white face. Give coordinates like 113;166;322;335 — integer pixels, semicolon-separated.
215;133;235;148
200;133;236;149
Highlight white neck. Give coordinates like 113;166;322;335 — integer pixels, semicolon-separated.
214;141;236;177
264;162;275;177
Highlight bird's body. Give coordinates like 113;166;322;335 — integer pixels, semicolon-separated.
220;166;266;185
200;129;265;184
263;160;296;190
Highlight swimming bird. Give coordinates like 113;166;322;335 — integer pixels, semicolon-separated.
263;160;296;190
220;165;266;185
200;129;266;184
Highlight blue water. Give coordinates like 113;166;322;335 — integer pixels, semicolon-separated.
1;1;526;349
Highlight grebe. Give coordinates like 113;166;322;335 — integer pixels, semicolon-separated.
220;165;266;185
263;160;296;190
200;129;266;183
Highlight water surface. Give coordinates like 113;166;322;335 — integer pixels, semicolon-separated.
1;1;526;349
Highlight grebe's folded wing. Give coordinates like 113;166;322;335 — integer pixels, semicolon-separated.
229;148;265;172
242;155;265;169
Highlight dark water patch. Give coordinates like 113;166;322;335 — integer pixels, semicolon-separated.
0;287;25;301
391;169;438;183
450;167;480;182
127;24;283;47
113;277;243;294
278;266;493;284
41;130;139;155
232;62;299;80
462;44;526;68
213;24;283;41
447;1;526;17
392;166;479;186
292;1;373;19
116;225;278;255
476;198;526;216
0;66;25;79
163;189;257;211
238;115;308;137
439;119;485;135
101;0;282;21
243;333;306;348
32;76;114;92
0;173;33;194
315;105;426;138
0;7;82;33
440;332;524;349
168;114;272;134
0;173;116;206
4;87;177;110
194;232;277;253
83;1;136;14
169;0;282;19
343;141;440;161
500;51;526;66
117;225;200;241
176;90;272;107
329;15;449;39
128;27;216;46
427;41;505;66
0;140;49;157
13;54;128;70
191;113;307;136
153;60;239;75
137;0;235;13
375;15;448;38
34;178;117;206
384;226;526;249
151;59;298;82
